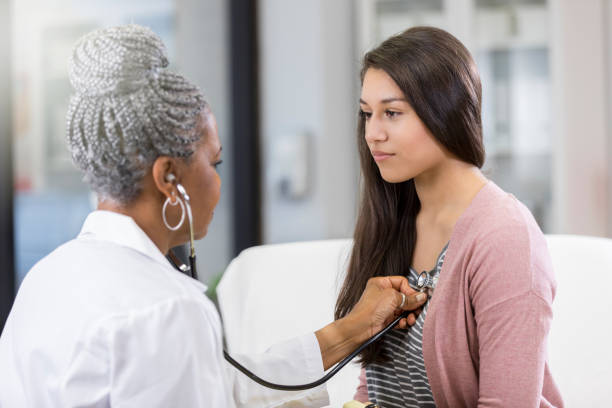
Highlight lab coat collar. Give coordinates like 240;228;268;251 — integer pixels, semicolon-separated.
78;210;208;291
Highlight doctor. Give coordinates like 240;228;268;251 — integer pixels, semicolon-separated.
0;25;427;407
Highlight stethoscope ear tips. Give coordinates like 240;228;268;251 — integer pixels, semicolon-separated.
164;174;190;201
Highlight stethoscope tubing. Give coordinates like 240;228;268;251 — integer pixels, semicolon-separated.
171;182;420;391
222;311;408;391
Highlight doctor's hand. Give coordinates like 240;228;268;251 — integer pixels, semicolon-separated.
350;276;427;338
354;276;427;335
315;276;427;370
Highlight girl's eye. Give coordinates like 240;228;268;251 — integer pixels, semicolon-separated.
359;110;372;120
385;110;400;118
214;160;223;169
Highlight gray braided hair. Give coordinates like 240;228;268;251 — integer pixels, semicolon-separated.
66;24;207;204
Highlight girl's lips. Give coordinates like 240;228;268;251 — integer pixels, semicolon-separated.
372;152;394;162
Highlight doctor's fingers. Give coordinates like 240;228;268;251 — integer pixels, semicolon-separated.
394;312;417;329
378;275;419;296
395;290;427;312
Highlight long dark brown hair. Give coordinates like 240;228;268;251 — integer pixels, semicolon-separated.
335;26;485;365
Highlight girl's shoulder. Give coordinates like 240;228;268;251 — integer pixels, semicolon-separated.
448;182;555;304
454;181;542;243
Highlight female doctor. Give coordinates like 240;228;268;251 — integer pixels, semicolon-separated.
0;25;427;407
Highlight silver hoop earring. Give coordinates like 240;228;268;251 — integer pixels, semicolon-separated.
162;195;186;231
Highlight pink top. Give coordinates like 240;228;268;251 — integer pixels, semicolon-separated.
354;181;564;407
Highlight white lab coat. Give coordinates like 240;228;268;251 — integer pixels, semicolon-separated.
0;211;329;408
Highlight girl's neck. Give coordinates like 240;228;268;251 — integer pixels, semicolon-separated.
414;158;488;229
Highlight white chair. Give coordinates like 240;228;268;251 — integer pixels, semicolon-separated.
216;239;357;407
217;235;612;407
545;234;612;407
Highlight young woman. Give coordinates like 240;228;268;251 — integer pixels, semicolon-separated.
336;27;564;407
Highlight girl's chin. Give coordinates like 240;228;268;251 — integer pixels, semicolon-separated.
379;171;411;184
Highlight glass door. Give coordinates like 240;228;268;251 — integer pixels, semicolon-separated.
10;0;234;292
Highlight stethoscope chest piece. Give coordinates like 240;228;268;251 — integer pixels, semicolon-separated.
416;271;438;296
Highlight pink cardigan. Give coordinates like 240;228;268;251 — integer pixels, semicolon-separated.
354;181;564;407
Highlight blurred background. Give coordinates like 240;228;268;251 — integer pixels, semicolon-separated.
1;0;611;331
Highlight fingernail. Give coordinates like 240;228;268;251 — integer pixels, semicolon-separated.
416;293;427;302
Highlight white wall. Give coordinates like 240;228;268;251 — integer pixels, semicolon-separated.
259;0;359;243
550;0;611;236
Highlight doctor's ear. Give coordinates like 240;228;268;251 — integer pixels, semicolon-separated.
151;156;182;199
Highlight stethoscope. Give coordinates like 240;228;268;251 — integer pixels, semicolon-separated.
166;177;437;393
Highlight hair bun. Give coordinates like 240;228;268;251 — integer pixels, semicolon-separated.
68;24;169;97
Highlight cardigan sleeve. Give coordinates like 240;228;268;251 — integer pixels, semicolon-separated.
469;222;556;407
475;292;553;407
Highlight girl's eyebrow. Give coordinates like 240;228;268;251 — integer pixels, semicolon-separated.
359;97;407;104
